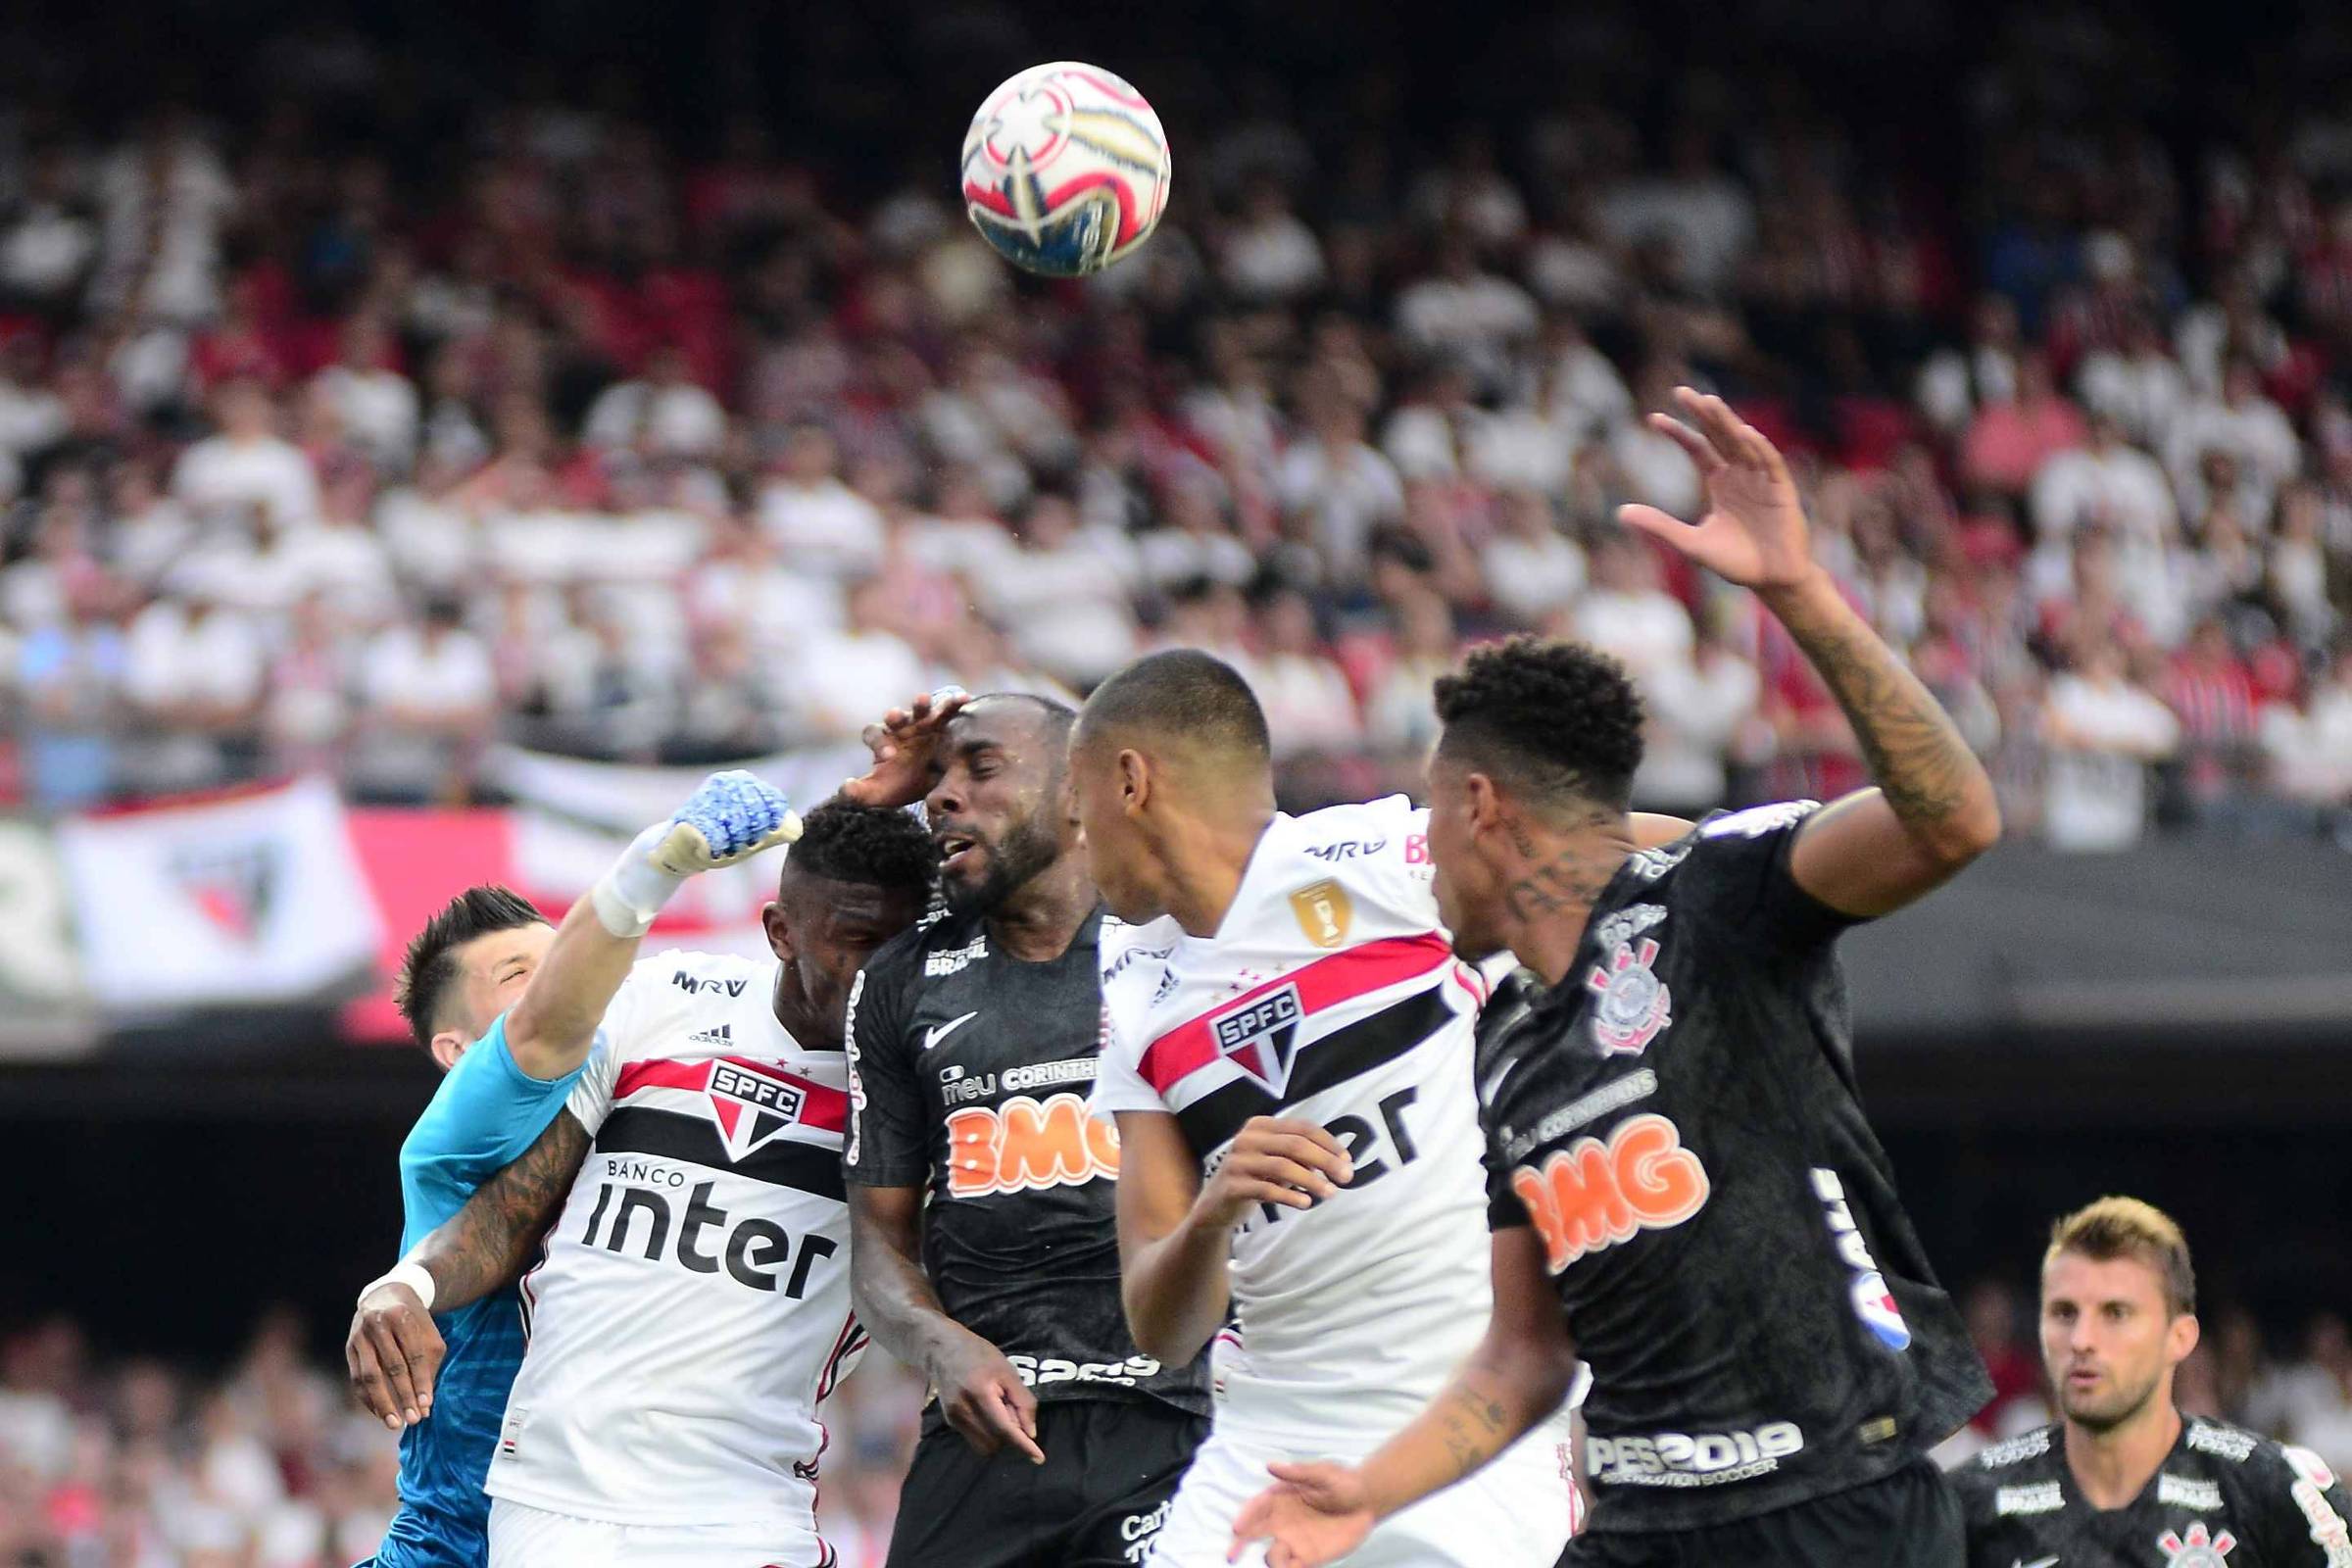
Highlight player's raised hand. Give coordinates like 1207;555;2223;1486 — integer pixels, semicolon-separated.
1618;387;1820;594
925;1324;1046;1465
1196;1117;1355;1231
841;687;970;808
346;1281;444;1431
1229;1461;1376;1568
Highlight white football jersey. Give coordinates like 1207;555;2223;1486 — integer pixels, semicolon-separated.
1095;796;1579;1449
483;951;863;1541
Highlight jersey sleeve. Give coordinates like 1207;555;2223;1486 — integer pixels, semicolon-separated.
2267;1445;2352;1566
843;952;927;1186
1681;801;1864;956
434;1011;592;1165
1089;1000;1168;1117
563;960;658;1138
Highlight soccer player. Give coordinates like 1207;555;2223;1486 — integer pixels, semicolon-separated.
347;798;933;1568
352;771;801;1568
1953;1197;2352;1567
1226;390;2000;1567
1072;652;1700;1566
838;691;1211;1568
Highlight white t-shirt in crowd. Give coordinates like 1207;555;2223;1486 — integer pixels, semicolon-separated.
2041;674;2180;851
123;603;268;710
756;478;885;581
172;434;322;529
361;625;496;719
1577;587;1694;681
314;367;420;468
2030;445;2178;547
1482;531;1588;628
582;380;730;458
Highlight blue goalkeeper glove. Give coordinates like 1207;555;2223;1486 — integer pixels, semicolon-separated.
592;770;803;937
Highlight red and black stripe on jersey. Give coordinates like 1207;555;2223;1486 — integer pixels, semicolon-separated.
594;1057;850;1201
1136;933;1469;1157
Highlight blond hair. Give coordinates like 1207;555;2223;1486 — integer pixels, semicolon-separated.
2045;1196;2196;1317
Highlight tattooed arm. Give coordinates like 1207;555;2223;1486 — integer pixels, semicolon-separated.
408;1109;591;1310
1620;388;1999;918
1230;1228;1578;1568
345;1112;589;1429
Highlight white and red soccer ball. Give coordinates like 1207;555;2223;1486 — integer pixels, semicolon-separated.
959;61;1171;277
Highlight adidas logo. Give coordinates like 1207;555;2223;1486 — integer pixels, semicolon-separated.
689;1022;734;1048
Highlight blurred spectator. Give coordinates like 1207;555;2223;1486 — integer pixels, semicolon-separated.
1963;1280;2048;1439
1962;350;2087;498
1246;588;1365;759
757;425;885;582
2030;410;2178;549
2273;1313;2352;1476
311;318;418;475
972;492;1138;689
2039;635;2180;850
1573;534;1692;683
1481;488;1587;628
2263;642;2352;813
172;378;321;531
352;598;496;803
1632;613;1759;818
582;343;728;461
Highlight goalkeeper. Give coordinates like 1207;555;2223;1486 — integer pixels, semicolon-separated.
347;771;801;1568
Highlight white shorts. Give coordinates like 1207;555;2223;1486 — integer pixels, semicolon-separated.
1149;1426;1580;1567
487;1496;830;1568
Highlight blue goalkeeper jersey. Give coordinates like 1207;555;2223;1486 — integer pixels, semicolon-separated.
367;1014;587;1568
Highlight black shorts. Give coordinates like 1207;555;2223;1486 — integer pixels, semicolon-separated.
884;1398;1208;1568
1561;1458;1965;1568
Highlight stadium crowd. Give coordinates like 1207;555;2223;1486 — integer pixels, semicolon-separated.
8;1295;2352;1568
4;7;2352;847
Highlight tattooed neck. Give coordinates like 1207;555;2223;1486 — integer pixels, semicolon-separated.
1496;809;1633;987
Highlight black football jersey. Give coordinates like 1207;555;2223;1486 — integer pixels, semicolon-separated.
1952;1417;2352;1567
1477;802;1992;1532
843;906;1209;1415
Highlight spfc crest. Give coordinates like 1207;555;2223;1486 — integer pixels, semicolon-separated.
1289;880;1351;950
1213;985;1303;1093
1586;937;1672;1054
170;841;281;944
706;1059;809;1162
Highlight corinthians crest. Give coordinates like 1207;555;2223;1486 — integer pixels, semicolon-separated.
2157;1522;2237;1566
1586;937;1673;1054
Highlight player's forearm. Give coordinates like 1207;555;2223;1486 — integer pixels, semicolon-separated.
1356;1343;1577;1522
1120;1206;1234;1367
408;1113;589;1312
1759;570;2000;860
503;896;644;1080
848;1231;975;1376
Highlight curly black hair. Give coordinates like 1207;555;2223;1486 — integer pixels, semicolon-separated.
783;798;937;898
394;885;548;1053
1432;637;1646;812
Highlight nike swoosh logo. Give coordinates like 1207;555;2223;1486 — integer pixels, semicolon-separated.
922;1011;980;1052
2013;1556;2060;1568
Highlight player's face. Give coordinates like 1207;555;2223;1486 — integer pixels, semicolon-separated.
445;923;556;1055
924;704;1071;917
766;874;927;1047
1424;755;1504;960
1067;733;1163;924
2041;1250;2197;1432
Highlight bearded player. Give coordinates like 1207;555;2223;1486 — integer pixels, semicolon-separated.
1233;390;1995;1567
352;772;802;1568
347;799;934;1568
1954;1197;2352;1567
839;691;1210;1568
1071;652;1701;1566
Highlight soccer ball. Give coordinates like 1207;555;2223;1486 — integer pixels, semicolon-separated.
959;62;1172;277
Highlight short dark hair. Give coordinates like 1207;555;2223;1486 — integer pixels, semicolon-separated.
971;691;1078;743
1077;649;1271;764
783;798;937;898
1433;637;1645;812
394;885;547;1052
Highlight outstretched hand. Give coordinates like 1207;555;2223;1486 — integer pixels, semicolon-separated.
1618;387;1820;594
841;688;970;808
1228;1461;1377;1567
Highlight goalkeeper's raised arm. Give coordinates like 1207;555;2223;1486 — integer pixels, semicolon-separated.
503;768;804;1078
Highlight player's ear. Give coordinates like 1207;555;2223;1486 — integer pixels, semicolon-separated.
1464;771;1504;837
1116;747;1150;815
2169;1310;2201;1366
761;900;796;964
428;1031;467;1072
